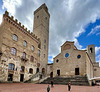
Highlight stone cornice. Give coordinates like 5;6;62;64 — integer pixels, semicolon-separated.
3;11;40;43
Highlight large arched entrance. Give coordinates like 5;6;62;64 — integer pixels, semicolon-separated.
50;72;53;78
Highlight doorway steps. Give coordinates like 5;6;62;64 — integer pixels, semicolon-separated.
40;76;89;86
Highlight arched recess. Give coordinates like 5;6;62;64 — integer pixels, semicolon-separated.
42;68;45;74
50;72;53;78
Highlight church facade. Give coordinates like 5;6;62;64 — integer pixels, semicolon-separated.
47;41;100;85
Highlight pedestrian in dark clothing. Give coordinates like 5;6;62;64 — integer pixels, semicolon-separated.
47;85;50;92
51;81;53;87
68;82;71;91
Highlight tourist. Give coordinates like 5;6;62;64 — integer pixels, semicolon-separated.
47;85;50;92
51;81;53;87
68;82;71;91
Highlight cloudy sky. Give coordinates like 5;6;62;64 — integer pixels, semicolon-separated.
0;0;100;64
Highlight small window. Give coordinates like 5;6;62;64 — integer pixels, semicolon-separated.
45;17;47;20
13;34;18;41
56;59;59;63
11;47;17;55
31;45;34;51
65;53;69;58
77;55;81;59
44;39;46;43
23;40;27;47
30;56;34;62
29;68;33;74
37;16;39;19
8;63;15;70
44;45;46;49
44;54;45;58
38;50;40;56
38;43;41;49
22;52;26;58
90;48;93;53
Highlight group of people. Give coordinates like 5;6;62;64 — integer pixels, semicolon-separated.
47;81;71;92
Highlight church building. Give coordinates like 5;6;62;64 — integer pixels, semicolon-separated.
0;3;100;85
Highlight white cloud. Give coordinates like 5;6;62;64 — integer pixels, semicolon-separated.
2;0;21;15
1;0;100;62
0;14;3;24
88;25;100;36
95;47;100;55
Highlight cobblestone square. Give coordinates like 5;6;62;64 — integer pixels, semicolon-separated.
0;83;100;92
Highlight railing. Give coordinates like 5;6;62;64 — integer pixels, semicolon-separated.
21;56;28;62
24;72;42;83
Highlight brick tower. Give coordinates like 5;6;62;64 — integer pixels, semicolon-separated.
33;3;50;75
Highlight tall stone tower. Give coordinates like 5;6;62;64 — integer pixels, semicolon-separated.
87;44;95;63
33;3;50;75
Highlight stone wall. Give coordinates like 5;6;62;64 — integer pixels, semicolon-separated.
0;11;40;82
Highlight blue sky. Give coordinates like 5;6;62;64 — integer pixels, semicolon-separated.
0;0;100;64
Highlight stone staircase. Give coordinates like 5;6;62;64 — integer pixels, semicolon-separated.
40;76;89;86
24;72;43;83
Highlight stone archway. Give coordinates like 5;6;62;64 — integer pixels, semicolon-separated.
50;72;53;78
42;68;45;74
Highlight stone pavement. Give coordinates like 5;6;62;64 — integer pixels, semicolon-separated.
0;83;100;92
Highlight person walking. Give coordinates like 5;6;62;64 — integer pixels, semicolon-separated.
68;82;71;91
47;85;50;92
51;81;54;87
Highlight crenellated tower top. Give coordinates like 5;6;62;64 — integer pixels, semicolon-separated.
3;11;40;43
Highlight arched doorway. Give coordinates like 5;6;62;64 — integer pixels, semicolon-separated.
36;68;39;73
50;72;53;78
42;68;45;74
57;69;60;76
75;68;79;75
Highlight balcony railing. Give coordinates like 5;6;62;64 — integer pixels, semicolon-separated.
21;56;28;62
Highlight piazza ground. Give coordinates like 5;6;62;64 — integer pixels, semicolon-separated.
0;83;100;92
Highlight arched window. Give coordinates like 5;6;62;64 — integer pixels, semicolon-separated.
44;45;46;49
31;45;34;51
38;43;41;49
23;40;27;47
30;56;34;62
44;39;46;43
22;52;26;59
8;63;15;70
11;47;17;55
29;68;33;74
90;48;93;53
21;66;25;72
42;68;45;74
38;50;40;56
13;34;18;41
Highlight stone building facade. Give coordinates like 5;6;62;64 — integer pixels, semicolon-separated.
48;41;100;85
0;3;50;82
0;3;100;85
